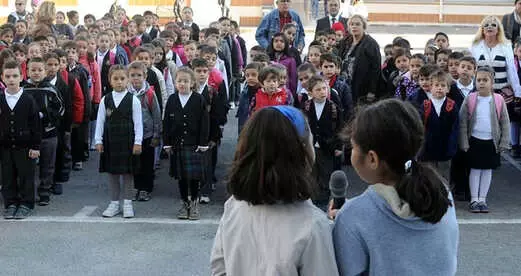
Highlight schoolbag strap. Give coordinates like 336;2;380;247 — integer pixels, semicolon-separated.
493;93;503;119
467;92;478;118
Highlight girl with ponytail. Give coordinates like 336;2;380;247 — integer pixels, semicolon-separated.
332;98;459;276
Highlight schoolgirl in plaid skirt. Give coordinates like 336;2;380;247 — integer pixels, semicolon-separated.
163;67;210;220
94;65;143;219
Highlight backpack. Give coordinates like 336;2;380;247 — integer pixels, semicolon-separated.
423;98;455;126
467;92;503;119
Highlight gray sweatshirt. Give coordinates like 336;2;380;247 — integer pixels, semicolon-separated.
128;82;162;140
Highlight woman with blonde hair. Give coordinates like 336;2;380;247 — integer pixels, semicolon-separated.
470;15;521;158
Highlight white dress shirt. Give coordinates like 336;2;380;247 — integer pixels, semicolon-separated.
5;88;23;110
179;92;192;108
472;95;493;140
314;100;326;120
456;80;474;98
97;49;109;72
431;97;446;116
330;15;340;27
94;91;143;146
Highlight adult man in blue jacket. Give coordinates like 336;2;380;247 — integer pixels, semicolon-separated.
255;0;305;51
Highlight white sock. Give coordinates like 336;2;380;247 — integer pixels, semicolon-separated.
123;199;132;205
111;200;119;205
469;169;481;203
478;169;492;203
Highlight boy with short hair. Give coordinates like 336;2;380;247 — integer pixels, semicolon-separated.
180;7;200;41
97;31;128;96
45;52;85;194
434;32;450;50
159;30;183;67
14;20;30;45
27;42;42;59
23;57;64;206
143;11;159;39
133;46;166;112
302;75;343;203
183;40;198;66
127;61;161;201
249;45;265;62
0;24;15;50
449;55;476;201
435;48;452;73
237;62;264;135
8;0;29;24
408;63;440;113
33;36;50;55
84;14;96;27
320;53;353;121
134;16;151;44
1;60;41;219
192;58;228;203
448;51;464;81
62;41;92;171
250;66;290;113
419;70;459;180
200;44;229;99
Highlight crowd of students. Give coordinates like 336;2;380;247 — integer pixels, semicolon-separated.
0;0;519;224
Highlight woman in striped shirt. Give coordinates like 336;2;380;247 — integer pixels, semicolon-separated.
470;15;521;155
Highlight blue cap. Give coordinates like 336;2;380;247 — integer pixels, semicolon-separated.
271;106;307;138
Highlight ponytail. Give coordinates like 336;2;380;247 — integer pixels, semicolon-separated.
395;160;452;224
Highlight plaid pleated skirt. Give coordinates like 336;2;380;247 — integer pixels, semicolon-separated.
169;146;209;181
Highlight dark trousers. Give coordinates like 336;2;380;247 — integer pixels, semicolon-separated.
179;179;200;202
229;78;240;104
313;147;334;200
201;145;218;195
71;125;85;163
134;138;155;193
450;150;471;200
54;130;72;183
1;148;36;209
38;136;58;198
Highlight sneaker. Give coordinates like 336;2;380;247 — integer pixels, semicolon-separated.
138;191;151;202
4;205;18;219
479;202;490;213
469;201;481;213
73;162;83;171
177;201;190;220
189;200;200;220
123;201;134;218
102;202;120;217
50;184;63;195
14;205;32;220
199;196;211;204
513;145;521;159
38;195;50;206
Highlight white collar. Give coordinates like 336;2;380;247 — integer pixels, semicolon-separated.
49;76;58;86
111;45;118;54
5;88;23;98
198;79;208;94
98;49;109;56
457;79;474;91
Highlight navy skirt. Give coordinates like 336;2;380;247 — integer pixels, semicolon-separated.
467;137;500;170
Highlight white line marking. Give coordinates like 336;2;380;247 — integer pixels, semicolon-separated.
3;216;521;225
5;216;221;225
458;219;521;225
72;206;98;218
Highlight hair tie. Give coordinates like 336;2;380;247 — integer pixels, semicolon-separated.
271;106;307;138
404;160;413;174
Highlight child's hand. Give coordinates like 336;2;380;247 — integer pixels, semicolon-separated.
328;199;338;220
150;138;160;147
96;144;104;153
334;150;343;156
133;145;142;155
28;149;40;159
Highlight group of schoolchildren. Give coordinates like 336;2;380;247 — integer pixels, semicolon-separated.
0;5;241;220
0;2;515;220
381;32;512;213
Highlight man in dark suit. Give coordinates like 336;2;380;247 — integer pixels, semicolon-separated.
315;0;348;37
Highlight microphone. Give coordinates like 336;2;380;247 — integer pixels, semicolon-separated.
329;170;349;210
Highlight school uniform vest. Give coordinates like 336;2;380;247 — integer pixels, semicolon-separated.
99;92;137;174
421;99;459;162
304;99;342;154
0;92;41;149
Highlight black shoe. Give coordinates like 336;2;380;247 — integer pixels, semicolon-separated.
137;191;151;201
50;184;63;195
513;145;521;159
14;205;32;220
4;205;18;219
38;196;50;206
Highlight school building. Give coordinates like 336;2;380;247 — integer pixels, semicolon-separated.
0;0;516;26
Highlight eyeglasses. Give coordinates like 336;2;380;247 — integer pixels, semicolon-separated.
483;23;498;28
129;73;143;77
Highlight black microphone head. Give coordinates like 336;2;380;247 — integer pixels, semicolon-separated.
329;170;348;198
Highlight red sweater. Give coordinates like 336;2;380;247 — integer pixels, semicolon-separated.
253;87;289;112
78;55;101;104
60;70;85;124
